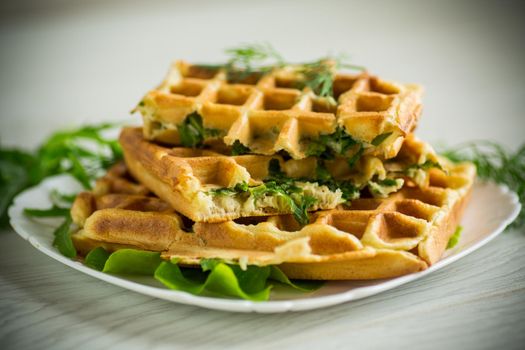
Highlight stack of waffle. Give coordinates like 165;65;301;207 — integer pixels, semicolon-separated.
71;61;475;279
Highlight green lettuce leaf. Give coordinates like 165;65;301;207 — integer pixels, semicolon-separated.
85;247;110;271
155;260;272;301
209;260;271;294
83;249;321;301
103;249;162;275
52;215;76;258
269;266;324;292
447;226;463;249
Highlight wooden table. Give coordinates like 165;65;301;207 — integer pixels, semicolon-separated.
1;226;524;349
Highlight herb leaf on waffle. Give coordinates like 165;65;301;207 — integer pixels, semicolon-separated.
136;45;422;161
68;159;476;283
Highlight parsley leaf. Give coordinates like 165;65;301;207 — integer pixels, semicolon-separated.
231;140;251;155
314;162;360;201
177;112;222;148
371;132;393;146
306;127;360;160
177;112;206;147
289;195;317;226
347;144;364;168
405;160;443;172
210;160;317;225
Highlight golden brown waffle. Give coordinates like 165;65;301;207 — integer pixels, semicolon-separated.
120;127;442;222
135;61;423;159
71;158;475;280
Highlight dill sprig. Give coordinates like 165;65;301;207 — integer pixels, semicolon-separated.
223;43;284;82
442;141;525;229
295;55;366;98
225;43;284;72
221;43;365;97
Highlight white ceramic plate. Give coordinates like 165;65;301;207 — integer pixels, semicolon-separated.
8;175;521;313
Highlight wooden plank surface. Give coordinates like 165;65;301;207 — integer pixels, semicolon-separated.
1;227;524;350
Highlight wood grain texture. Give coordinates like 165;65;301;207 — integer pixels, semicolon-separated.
1;226;524;350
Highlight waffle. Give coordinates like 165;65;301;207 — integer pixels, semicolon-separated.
71;158;475;280
134;60;422;160
120;127;442;223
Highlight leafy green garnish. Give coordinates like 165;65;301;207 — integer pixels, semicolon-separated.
375;178;399;187
209;160;317;225
157;258;321;301
81;248;322;301
24;205;70;218
0;123;122;227
244;181;316;225
210;158;366;223
331;181;360;201
371;132;393;146
447;226;463;249
405;160;443;172
49;189;77;205
84;246;111;271
231;140;251;155
269;265;323;292
443;141;525;228
52;215;76;258
223;43;284;82
315;162;332;182
252;159;317;225
83;240;322;301
201;43;364;98
295;56;365;98
35;123;122;188
288;194;317;226
103;249;162;275
314;162;360;201
84;247;322;301
305;127;365;168
0;149;39;226
155;260;272;301
177;112;222;148
209;182;249;196
305;129;393;168
347;144;364;168
295;59;336;98
306;127;359;159
368;178;404;197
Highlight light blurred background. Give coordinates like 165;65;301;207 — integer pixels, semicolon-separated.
0;0;524;149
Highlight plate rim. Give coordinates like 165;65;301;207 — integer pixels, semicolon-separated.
8;175;521;313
